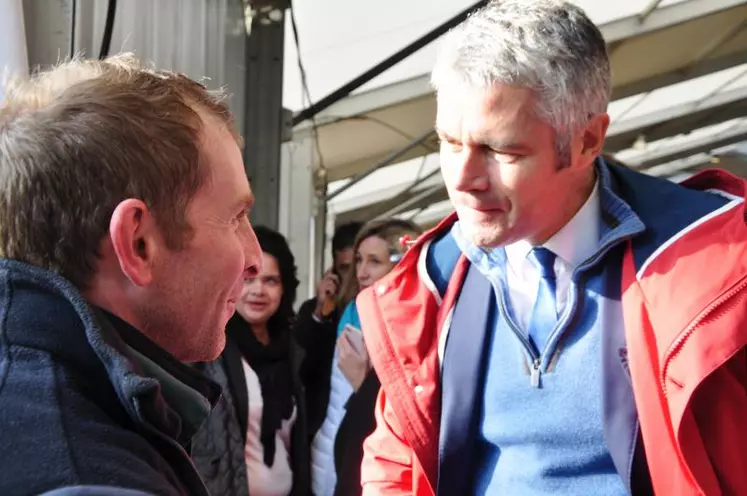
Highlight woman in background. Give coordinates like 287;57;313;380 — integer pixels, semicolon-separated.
193;226;310;496
310;219;423;496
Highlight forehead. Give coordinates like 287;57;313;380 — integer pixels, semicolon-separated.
358;235;389;254
435;83;538;137
195;113;251;202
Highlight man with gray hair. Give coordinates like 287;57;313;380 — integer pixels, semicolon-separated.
356;1;747;495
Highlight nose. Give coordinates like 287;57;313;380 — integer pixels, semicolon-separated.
450;148;489;192
357;263;369;284
243;225;262;279
246;277;264;295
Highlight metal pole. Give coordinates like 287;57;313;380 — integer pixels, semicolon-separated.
324;128;436;201
639;0;663;22
374;182;445;220
291;0;488;126
243;2;289;230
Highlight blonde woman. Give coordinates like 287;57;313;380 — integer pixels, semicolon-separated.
310;219;423;496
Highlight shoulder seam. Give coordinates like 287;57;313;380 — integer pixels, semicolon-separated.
637;198;745;280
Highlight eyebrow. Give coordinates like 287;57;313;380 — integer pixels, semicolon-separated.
232;194;254;213
481;139;532;154
435;127;455;141
436;127;531;153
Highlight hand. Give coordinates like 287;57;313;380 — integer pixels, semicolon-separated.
338;330;371;391
314;270;340;319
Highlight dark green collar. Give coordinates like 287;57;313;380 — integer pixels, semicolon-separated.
97;309;221;442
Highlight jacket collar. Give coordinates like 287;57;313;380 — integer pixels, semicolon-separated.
98;309;221;443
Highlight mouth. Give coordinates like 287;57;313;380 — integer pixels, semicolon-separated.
245;301;268;311
470;202;505;212
464;204;506;219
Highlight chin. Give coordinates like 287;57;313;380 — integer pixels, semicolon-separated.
459;222;510;248
179;330;226;363
243;313;269;327
457;209;507;245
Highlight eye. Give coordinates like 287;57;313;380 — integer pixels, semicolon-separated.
439;138;462;153
234;207;250;228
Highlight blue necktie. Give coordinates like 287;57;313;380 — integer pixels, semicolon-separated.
527;247;558;354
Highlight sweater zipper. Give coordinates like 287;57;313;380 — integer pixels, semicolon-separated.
498;233;635;388
497;290;542;387
661;274;747;397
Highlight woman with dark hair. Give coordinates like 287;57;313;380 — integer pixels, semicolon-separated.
192;226;310;496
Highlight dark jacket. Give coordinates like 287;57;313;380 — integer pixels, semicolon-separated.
293;298;340;441
0;259;221;496
333;370;380;496
192;337;311;496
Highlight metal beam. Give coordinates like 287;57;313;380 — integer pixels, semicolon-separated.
603;0;747;43
325;128;436;201
605;84;747;151
686;18;747;68
374;183;448;221
639;0;665;22
626;122;747;169
291;0;488;126
295;75;433;131
611;50;747;100
335;171;447;225
243;2;289;230
278;137;317;301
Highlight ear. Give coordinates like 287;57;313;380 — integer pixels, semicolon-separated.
109;199;162;287
579;112;610;164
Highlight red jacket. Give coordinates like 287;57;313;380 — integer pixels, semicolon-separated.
357;168;747;495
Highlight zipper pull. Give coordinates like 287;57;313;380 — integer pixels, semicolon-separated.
531;359;541;388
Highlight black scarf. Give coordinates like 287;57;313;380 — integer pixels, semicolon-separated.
226;315;295;467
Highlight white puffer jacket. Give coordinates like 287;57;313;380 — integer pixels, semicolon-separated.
310;343;354;496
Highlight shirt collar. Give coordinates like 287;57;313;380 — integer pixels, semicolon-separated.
504;178;601;273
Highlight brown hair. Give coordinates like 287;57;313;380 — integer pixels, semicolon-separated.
337;218;423;308
0;54;237;288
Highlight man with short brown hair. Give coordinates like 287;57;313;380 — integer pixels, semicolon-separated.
0;54;261;495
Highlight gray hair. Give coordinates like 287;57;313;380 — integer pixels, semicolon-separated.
431;0;611;162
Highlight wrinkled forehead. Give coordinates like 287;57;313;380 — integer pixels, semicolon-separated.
435;83;539;140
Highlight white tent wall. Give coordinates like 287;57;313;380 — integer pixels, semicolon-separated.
21;0;248;133
0;0;29;102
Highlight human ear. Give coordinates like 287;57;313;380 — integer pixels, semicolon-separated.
108;199;161;287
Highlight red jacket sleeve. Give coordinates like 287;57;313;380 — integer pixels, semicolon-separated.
361;388;414;495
